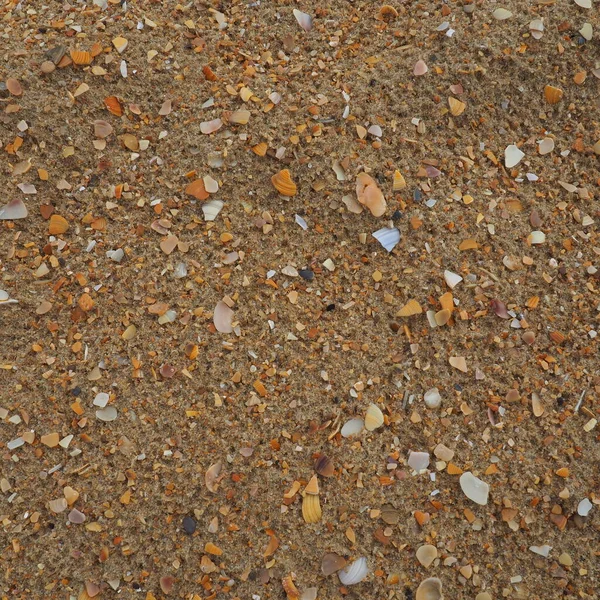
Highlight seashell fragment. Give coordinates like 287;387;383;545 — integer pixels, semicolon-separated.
205;461;222;492
493;8;512;20
314;454;334;477
444;270;462;289
341;418;364;438
393;170;406;191
448;97;466;116
372;227;400;252
0;198;28;220
293;9;312;32
529;18;544;39
322;553;347;576
434;309;451;326
397;299;422;317
449;356;467;372
302;476;321;523
459;472;489;505
424;388;442;409
577;498;592;516
414;59;428;76
544;85;563;104
49;498;68;513
104;95;123;116
229;109;250;125
203;175;219;194
529;544;552;558
93;120;113;138
338;557;368;586
200;118;223;134
408;451;430;471
364;403;384;431
96;406;117;422
202;199;224;222
416;544;438;568
505;144;524;168
528;230;546;245
185;179;209;200
356;173;387;217
213;301;234;333
538;137;554;155
378;5;399;20
271;169;297;196
49;214;69;235
252;142;268;156
416;577;443;600
574;0;592;7
70;50;92;65
342;194;363;214
282;574;300;600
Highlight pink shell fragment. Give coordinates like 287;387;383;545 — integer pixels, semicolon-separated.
214;301;234;333
491;299;510;319
200;118;223;134
414;59;428;76
0;198;28;220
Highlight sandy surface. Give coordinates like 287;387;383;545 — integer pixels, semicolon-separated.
1;0;599;599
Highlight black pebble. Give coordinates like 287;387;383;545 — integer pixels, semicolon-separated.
299;269;314;281
183;516;196;535
413;189;422;202
392;209;403;221
326;304;335;311
71;386;81;397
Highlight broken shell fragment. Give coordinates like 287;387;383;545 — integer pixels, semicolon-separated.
341;418;364;438
364;403;384;431
205;461;222;492
416;577;444;600
338;556;368;586
302;490;322;523
408;451;430;472
0;198;28;220
314;454;334;477
505;144;525;168
393;170;406;191
293;8;312;32
416;544;438;568
448;96;466;116
538;137;554;155
356;173;387;217
322;553;346;576
200;118;223;134
443;270;462;289
414;59;428;76
459;472;489;505
449;356;467;372
282;574;300;600
70;50;92;65
202;199;224;222
48;214;69;235
493;8;513;20
213;301;234;333
271;169;297;196
372;227;400;252
397;299;422;317
544;85;563;104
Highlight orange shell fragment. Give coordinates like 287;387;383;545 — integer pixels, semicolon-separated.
185;179;209;201
104;96;123;116
271;169;297;196
70;50;92;65
49;214;69;235
544;85;563;105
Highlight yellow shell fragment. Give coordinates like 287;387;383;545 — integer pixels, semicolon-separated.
302;493;322;523
397;299;422;317
393;169;406;191
364;403;384;431
448;96;466;116
271;169;297;196
304;474;319;495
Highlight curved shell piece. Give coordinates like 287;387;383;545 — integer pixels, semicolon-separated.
356;173;386;217
338;556;368;586
416;544;438;568
302;493;322;523
304;474;319;495
448;96;466;116
293;8;312;32
321;553;347;576
416;577;443;600
364;403;384;431
271;169;297;196
372;227;400;252
70;50;92;65
341;418;364;438
314;454;334;477
213;301;234;333
49;214;69;235
544;85;563;105
282;574;300;600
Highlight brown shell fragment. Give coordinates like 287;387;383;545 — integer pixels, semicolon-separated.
282;575;300;600
271;169;297;196
322;553;347;576
185;179;209;200
205;461;222;492
356;172;387;217
314;454;334;477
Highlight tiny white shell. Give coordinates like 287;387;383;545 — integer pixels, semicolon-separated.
200;118;223;134
538;137;554;155
443;270;463;289
214;301;234;333
424;388;442;408
96;406;118;422
493;8;512;20
364;403;384;431
528;231;546;245
203;175;219;193
293;8;312;32
529;544;552;558
459;472;489;505
505;144;525;168
202;199;224;222
341;418;364;438
416;544;437;568
577;498;593;516
408;451;430;471
372;227;400;252
338;556;368;586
